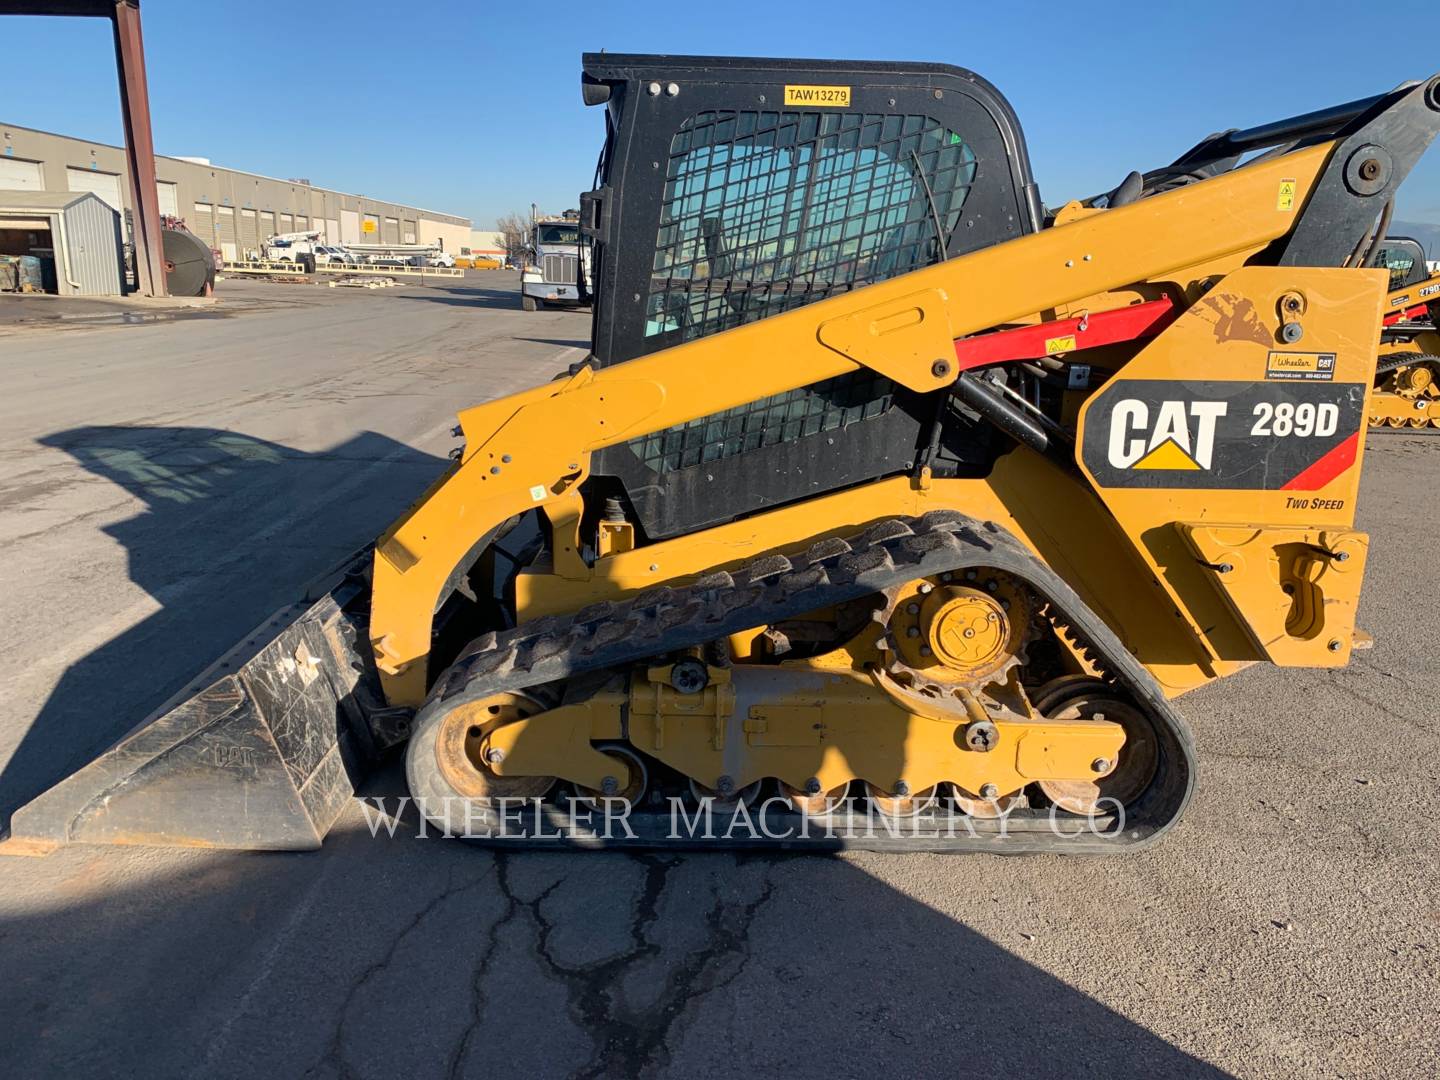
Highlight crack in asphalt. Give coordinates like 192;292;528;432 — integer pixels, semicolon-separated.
304;866;489;1080
1324;672;1438;736
447;853;776;1080
444;853;563;1080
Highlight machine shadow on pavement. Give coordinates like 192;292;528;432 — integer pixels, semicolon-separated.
0;425;447;836
0;819;1233;1079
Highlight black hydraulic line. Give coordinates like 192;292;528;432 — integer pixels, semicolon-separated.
1359;199;1396;268
952;373;1049;455
1207;92;1388;156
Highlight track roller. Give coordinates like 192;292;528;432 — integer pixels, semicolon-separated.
688;777;763;812
778;781;851;816
950;784;1024;818
574;744;649;813
865;782;939;817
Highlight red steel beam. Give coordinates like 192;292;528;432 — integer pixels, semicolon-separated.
111;1;166;296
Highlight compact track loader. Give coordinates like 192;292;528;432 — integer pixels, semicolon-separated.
1369;236;1440;427
9;56;1440;854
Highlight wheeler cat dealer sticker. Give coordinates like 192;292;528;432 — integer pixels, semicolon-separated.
1082;379;1366;490
1265;350;1336;382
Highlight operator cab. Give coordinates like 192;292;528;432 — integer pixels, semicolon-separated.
575;54;1042;538
1370;236;1431;291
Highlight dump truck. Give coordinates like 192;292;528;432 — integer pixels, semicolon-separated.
8;55;1440;855
1369;236;1440;427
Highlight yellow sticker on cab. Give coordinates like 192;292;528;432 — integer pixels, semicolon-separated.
784;84;851;107
1277;179;1297;211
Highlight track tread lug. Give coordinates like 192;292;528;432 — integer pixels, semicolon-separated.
859;519;914;546
739;553;793;583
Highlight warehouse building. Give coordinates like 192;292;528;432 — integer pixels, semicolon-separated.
464;229;505;260
0;122;471;267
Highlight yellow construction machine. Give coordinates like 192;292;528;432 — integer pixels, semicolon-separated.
9;57;1440;854
1369;236;1440;427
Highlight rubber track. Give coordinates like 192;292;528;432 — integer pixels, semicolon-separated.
1376;352;1440;376
417;511;1197;852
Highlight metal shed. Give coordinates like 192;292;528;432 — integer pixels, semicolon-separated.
0;189;123;295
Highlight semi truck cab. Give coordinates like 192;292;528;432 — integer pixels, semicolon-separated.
521;213;591;311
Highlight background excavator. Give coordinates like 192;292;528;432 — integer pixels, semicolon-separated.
1369;235;1440;427
7;56;1440;855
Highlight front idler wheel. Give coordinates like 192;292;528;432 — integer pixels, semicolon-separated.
405;692;557;834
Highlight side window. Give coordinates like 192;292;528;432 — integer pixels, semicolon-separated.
647;109;977;344
1376;245;1416;291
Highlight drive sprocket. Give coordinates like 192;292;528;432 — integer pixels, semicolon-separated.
875;569;1038;697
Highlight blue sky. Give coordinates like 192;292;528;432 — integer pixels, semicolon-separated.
3;0;1437;228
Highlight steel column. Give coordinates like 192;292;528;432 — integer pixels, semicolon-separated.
111;1;166;296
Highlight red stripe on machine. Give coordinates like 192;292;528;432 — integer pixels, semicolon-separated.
1383;304;1429;326
952;298;1177;371
1281;431;1359;491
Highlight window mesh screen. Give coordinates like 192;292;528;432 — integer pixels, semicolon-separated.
646;109;977;342
1375;246;1417;291
630;108;976;476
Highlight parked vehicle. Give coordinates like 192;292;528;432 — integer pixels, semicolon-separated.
521;211;590;311
315;244;357;266
262;231;322;263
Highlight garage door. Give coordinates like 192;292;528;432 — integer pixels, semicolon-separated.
156;181;178;218
402;218;416;244
295;214;309;233
0;157;44;190
340;209;360;244
361;213;379;239
67;167;123;211
216;205;236;260
193;203;216;246
240;208;257;257
383;216;400;244
327;217;340;244
260;210;276;239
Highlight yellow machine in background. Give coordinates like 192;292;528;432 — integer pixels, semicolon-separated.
9;58;1440;855
1370;236;1440;427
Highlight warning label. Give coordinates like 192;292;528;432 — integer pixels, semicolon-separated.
1277;179;1297;211
1044;334;1077;355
